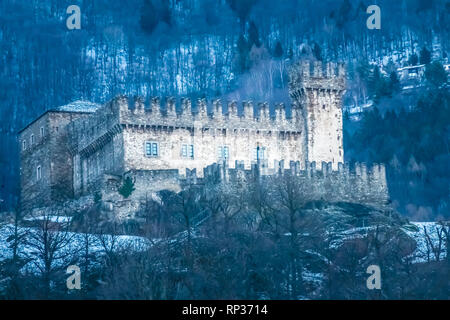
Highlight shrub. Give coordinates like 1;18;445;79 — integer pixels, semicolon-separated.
118;177;135;198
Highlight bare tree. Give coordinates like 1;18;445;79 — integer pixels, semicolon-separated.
269;172;318;299
438;221;450;262
25;210;77;298
423;224;444;262
1;209;29;298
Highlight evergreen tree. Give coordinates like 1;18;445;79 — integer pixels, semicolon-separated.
419;47;431;65
356;60;371;83
159;0;171;26
226;0;256;23
368;65;382;99
312;42;322;61
409;53;419;66
425;61;448;87
140;0;158;34
287;48;293;60
389;71;401;93
368;66;395;102
248;21;261;48
273;41;283;58
139;0;171;34
236;34;250;74
336;0;353;29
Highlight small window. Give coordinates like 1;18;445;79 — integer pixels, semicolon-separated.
182;144;194;159
30;134;34;145
22;140;26;151
55;126;59;132
253;146;267;161
36;165;42;180
40;127;44;137
218;146;229;161
145;141;159;157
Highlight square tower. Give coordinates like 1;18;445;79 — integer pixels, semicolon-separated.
18;102;97;212
289;61;346;169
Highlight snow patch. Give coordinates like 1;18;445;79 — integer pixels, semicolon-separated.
402;222;447;263
56;100;101;113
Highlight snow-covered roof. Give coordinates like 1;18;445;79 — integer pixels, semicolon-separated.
55;100;101;113
19;100;102;133
397;64;425;72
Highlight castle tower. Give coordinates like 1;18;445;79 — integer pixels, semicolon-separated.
289;61;346;169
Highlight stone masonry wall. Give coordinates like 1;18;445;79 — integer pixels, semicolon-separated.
119;96;306;177
68;99;124;196
203;160;390;208
19;111;91;211
66;60;346;195
289;61;346;169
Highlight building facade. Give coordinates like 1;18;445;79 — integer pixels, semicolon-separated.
19;61;350;211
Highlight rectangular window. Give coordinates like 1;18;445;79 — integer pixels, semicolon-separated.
145;141;159;157
36;165;41;181
30;134;34;145
40;127;44;137
253;146;267;161
22;140;26;151
182;144;194;159
218;146;229;160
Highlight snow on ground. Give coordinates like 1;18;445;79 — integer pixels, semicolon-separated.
402;222;447;263
302;270;325;285
328;226;378;249
0;224;152;275
23;215;73;223
1;219;445;278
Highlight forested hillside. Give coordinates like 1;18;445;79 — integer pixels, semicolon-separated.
0;0;449;219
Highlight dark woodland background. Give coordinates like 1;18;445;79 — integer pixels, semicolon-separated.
0;0;449;221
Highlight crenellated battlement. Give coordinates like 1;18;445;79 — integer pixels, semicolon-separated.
120;160;389;209
200;160;386;182
289;61;346;104
195;160;389;207
111;95;301;132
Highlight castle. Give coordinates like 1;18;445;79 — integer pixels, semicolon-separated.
18;61;389;215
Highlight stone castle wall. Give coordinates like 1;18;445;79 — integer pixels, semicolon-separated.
68;94;308;195
199;160;389;207
67;100;125;196
19;60;390;218
289;61;346;169
119;96;306;177
19;111;91;211
63;60;347;197
106;160;389;220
